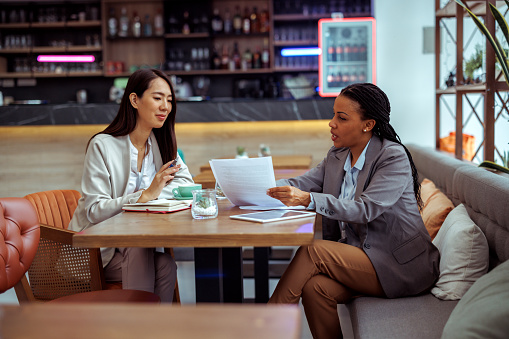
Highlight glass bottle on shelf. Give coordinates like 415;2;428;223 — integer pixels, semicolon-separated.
232;42;241;69
154;9;164;36
223;8;232;34
262;38;270;68
253;46;261;69
260;6;270;33
336;40;344;62
242;7;250;34
211;8;223;34
233;6;242;35
107;7;117;38
182;11;191;34
211;45;221;69
242;48;253;70
250;7;260;34
221;44;229;70
143;14;152;37
132;11;141;38
168;13;178;34
118;7;129;37
328;40;336;62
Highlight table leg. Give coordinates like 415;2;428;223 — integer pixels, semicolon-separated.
254;247;270;303
194;247;243;303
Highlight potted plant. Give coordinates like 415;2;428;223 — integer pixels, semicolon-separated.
464;45;484;84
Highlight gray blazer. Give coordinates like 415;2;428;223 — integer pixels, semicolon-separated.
69;132;194;266
278;137;440;298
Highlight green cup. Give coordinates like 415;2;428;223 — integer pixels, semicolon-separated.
172;184;202;199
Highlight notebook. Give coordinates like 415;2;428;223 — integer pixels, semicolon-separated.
122;199;192;213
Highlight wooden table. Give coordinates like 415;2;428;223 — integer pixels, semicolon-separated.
194;168;310;189
199;154;313;172
73;200;315;303
0;303;301;339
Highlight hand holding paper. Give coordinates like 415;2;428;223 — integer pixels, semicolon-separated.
210;157;296;209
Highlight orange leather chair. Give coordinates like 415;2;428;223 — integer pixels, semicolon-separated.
23;190;179;303
2;196;160;303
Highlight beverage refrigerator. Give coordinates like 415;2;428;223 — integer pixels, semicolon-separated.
318;18;376;97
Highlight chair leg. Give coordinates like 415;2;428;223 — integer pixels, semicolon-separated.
14;275;36;303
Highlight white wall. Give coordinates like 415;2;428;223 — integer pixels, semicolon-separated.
374;0;436;147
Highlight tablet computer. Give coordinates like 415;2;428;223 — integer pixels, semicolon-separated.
229;210;315;223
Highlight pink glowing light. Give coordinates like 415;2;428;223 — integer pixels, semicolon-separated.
37;55;95;62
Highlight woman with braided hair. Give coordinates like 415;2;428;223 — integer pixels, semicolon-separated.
267;83;439;339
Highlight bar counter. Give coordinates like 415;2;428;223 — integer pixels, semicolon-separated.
0;97;334;126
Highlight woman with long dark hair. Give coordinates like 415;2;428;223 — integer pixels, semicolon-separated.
69;69;194;302
267;83;439;338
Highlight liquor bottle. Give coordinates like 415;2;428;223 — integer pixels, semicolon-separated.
200;12;209;33
242;48;253;70
107;7;117;38
143;14;152;37
250;7;260;34
118;7;129;37
262;38;270;68
168;13;178;34
223;8;232;34
259;6;270;33
211;8;223;34
182;11;191;34
211;45;221;69
233;6;242;34
154;9;164;36
132;11;141;38
221;44;229;70
242;7;250;34
253;46;261;69
232;42;241;69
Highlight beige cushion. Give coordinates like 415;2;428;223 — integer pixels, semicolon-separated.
420;178;454;240
431;204;489;300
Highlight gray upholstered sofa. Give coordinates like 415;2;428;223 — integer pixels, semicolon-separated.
340;144;509;339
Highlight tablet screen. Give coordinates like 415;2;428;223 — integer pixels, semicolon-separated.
230;210;315;223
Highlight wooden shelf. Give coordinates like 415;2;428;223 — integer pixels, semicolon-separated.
274;40;318;46
273;12;371;21
66;20;102;28
0;23;30;29
164;33;210;39
107;35;165;41
31;22;66;28
168;69;273;76
67;46;102;52
32;46;67;53
274;67;318;72
0;72;32;78
0;48;31;54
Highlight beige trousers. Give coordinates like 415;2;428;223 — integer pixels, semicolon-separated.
104;247;177;303
269;240;385;339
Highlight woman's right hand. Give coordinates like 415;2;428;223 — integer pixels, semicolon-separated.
137;160;181;203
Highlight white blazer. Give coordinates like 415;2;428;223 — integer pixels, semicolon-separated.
69;132;194;266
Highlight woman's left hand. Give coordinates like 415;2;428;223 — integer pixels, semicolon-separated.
267;186;311;207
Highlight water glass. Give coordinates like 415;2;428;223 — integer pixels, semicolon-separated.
191;189;218;219
215;181;227;200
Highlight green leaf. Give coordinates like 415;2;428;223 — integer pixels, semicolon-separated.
455;0;509;85
490;4;509;59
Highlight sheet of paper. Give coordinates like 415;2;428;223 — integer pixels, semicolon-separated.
210;157;286;208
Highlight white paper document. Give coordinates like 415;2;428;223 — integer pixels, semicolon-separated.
210;157;289;209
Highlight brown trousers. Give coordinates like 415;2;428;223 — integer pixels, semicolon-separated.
269;240;385;339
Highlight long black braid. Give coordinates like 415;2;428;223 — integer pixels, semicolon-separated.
340;83;423;211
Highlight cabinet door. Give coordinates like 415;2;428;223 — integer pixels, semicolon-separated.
318;18;375;97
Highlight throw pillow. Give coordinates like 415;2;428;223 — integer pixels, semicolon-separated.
442;260;509;339
431;204;489;300
420;178;454;240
